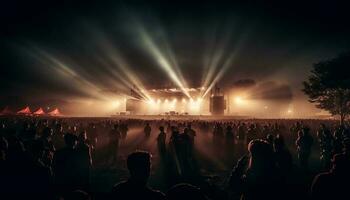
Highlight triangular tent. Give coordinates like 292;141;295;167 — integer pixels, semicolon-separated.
48;108;62;116
1;106;14;115
17;106;31;115
33;107;46;115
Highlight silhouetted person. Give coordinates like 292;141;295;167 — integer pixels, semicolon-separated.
53;123;65;150
187;124;196;151
225;125;235;162
296;128;313;169
246;124;257;144
317;124;334;170
76;131;92;191
261;125;270;139
87;123;98;151
40;127;55;152
213;123;224;149
26;139;53;199
39;127;55;167
237;122;247;141
225;125;235;147
52;133;79;195
229;139;282;200
169;127;183;176
5;135;33;197
120;123;129;141
157;126;166;155
333;126;343;154
111;151;166;200
266;134;275;147
109;124;121;163
144;123;152;139
274;135;293;175
311;153;350;200
178;128;193;176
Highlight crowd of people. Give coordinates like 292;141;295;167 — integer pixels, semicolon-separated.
0;117;349;200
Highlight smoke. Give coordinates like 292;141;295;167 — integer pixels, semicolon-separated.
232;79;256;88
250;81;293;101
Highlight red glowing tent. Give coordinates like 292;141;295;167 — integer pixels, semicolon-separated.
0;106;14;115
33;107;46;115
17;106;32;115
48;108;62;116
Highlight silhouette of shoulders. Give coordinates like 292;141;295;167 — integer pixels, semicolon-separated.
112;180;166;200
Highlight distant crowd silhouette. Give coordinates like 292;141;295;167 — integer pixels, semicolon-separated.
0;117;350;200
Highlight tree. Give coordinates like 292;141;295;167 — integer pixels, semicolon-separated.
303;52;350;125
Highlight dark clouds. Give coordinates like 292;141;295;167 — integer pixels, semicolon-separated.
1;0;350;108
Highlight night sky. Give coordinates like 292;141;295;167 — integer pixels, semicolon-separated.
1;0;350;114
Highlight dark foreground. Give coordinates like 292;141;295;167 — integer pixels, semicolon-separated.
0;116;349;200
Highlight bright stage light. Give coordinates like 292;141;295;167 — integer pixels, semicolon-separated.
165;99;169;103
147;99;156;105
287;109;293;114
157;99;161;104
234;96;244;105
182;98;187;103
111;101;120;108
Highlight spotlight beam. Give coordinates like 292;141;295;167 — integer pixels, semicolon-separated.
90;29;152;100
136;24;191;98
202;26;234;96
202;49;239;98
31;49;108;100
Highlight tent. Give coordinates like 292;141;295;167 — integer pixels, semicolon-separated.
17;106;31;115
48;108;62;116
33;107;46;115
0;106;14;115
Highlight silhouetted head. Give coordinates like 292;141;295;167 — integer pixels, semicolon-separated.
297;130;303;138
42;127;53;138
343;129;350;138
183;128;189;134
274;134;285;151
331;153;350;174
78;131;87;142
343;138;350;154
114;124;119;130
266;134;274;144
248;139;275;170
127;151;151;185
159;126;164;132
64;133;78;148
166;183;208;200
302;127;310;135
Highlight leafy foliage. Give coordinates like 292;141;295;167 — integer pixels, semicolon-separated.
303;52;350;123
